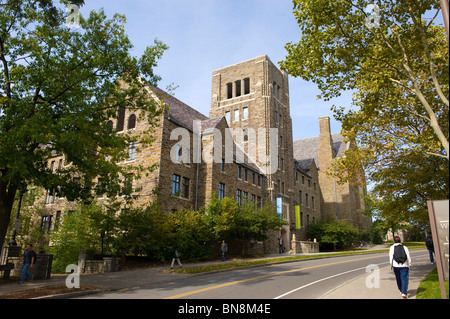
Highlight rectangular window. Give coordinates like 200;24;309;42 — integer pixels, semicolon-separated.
182;177;190;198
237;166;241;179
125;173;133;193
128;142;136;161
235;80;241;97
243;107;248;119
234;109;239;121
236;189;242;206
221;158;225;171
41;215;53;234
41;216;49;233
172;174;181;195
227;83;233;99
244;78;250;95
299;190;303;205
225;111;230;122
312;196;315;210
45;190;52;204
219;183;225;199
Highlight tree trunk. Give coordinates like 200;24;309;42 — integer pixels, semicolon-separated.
0;183;17;251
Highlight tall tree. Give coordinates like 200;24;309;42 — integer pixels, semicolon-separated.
281;0;449;223
0;0;168;249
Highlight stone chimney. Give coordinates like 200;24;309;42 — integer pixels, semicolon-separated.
318;116;333;170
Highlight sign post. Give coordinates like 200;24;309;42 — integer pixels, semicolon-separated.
427;200;449;299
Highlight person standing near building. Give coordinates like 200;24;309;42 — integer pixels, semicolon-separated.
18;244;36;284
278;236;284;254
389;236;412;298
170;246;183;269
220;240;228;261
425;232;434;264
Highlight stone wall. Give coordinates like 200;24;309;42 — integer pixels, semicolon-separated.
291;241;319;254
78;250;119;274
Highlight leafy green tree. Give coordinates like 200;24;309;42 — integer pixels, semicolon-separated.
307;219;359;251
115;202;172;260
281;0;449;227
168;208;213;261
282;0;448;163
206;196;287;256
49;202;109;273
0;0;168;249
205;196;239;242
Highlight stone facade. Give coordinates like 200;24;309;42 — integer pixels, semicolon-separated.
37;55;370;255
293;116;371;230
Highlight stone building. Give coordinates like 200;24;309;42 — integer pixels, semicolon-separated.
38;55;370;254
293;116;371;230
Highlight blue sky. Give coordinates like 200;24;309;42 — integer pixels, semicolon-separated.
77;1;444;142
78;0;350;141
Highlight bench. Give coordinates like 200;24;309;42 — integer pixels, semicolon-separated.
0;263;15;280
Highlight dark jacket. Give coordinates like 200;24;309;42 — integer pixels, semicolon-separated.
23;250;37;265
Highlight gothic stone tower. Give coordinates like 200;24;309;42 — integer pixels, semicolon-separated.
209;55;296;248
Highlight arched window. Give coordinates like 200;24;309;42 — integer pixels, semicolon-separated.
106;120;113;131
127;114;136;130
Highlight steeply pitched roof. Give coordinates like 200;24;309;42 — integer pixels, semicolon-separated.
151;86;209;130
293;133;348;170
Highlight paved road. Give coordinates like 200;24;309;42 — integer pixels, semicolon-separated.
81;249;430;299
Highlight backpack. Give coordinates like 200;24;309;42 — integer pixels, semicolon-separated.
425;236;434;249
393;244;407;264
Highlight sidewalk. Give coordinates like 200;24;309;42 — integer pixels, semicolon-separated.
0;247;433;299
322;253;435;299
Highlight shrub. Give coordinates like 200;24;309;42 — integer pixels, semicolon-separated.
307;219;359;251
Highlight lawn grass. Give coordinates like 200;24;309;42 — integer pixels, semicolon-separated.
416;268;449;299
